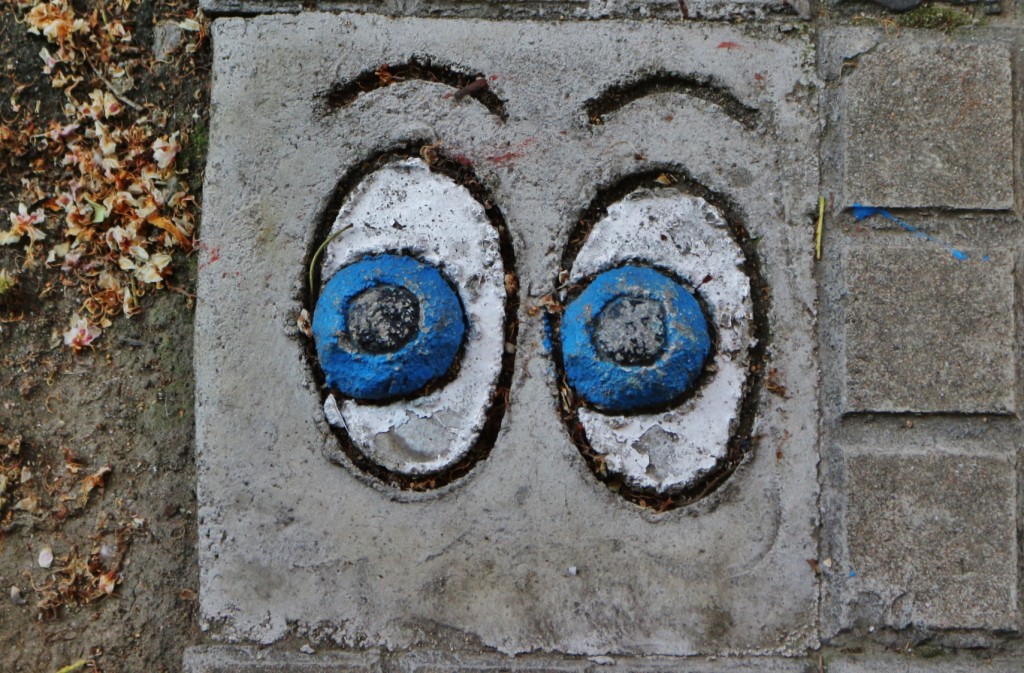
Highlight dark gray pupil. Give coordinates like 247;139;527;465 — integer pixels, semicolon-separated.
346;284;420;354
593;295;666;366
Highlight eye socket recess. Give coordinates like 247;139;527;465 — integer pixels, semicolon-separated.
551;170;766;509
305;146;518;492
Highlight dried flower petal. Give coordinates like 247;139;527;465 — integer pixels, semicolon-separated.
151;132;180;170
98;570;118;595
63;315;102;350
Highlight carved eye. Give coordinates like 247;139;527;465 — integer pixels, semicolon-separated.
310;154;515;488
313;253;466;401
560;265;712;413
553;178;760;504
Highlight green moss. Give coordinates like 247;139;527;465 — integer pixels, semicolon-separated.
915;644;946;659
893;4;980;32
184;119;209;171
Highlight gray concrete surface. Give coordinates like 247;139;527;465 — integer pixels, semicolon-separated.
815;24;1023;661
831;656;1024;673
844;452;1017;630
185;648;820;672
190;3;1024;673
841;243;1016;414
840;41;1013;210
195;11;819;656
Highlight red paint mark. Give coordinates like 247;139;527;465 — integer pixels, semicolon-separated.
487;151;522;165
485;137;535;166
754;73;765;81
441;92;453;100
717;41;742;49
488;74;499;81
197;242;222;271
451;154;473;166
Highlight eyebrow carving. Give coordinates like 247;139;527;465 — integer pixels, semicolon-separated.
318;56;508;121
583;71;758;130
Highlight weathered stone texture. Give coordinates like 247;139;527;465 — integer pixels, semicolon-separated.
832;655;1024;673
183;647;382;672
842;42;1013;209
845;453;1017;630
842;244;1016;414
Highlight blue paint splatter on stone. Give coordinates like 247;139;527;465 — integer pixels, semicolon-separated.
313;254;465;401
851;204;981;261
560;266;711;413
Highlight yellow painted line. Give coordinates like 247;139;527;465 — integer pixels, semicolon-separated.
815;195;825;261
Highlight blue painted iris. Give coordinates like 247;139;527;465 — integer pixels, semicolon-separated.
560;265;711;413
313;254;465;401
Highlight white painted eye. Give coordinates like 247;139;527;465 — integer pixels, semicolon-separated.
554;182;758;501
311;156;515;487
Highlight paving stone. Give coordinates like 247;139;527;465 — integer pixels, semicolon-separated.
831;655;1024;673
859;0;1001;12
196;11;820;657
398;652;587;673
841;243;1016;414
399;653;814;673
183;647;382;672
843;453;1018;630
841;41;1013;209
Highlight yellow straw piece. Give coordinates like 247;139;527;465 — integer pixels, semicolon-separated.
815;195;825;261
54;660;88;673
308;224;353;293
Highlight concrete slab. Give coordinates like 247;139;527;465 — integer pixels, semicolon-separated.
840;41;1013;210
195;11;819;656
198;0;808;22
185;649;816;673
831;655;1024;673
184;647;382;672
840;452;1018;631
841;242;1016;414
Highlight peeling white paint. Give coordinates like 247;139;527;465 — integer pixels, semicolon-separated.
320;158;506;475
569;190;753;493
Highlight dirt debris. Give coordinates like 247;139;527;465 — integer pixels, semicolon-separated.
0;0;206;671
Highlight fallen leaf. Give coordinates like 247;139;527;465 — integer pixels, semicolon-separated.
296;309;312;337
97;570;118;595
81;465;112;495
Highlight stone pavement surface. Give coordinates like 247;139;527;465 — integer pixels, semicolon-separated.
188;0;1024;671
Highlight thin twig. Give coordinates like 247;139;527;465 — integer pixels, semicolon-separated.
815;195;825;261
90;65;143;111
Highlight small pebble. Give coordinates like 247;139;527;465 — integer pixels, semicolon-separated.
9;585;26;605
566;566;578;577
300;644;316;655
38;546;53;569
